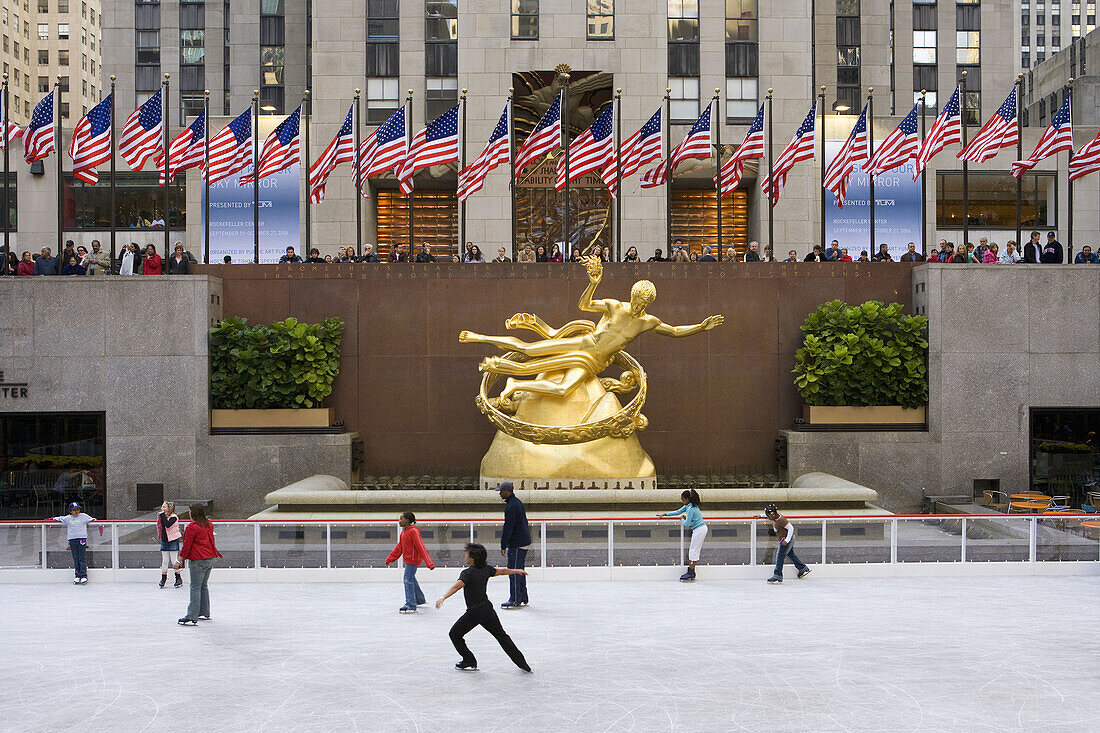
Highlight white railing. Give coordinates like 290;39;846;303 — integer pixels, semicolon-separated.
2;515;1098;578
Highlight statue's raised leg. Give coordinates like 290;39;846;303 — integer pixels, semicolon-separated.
500;367;589;400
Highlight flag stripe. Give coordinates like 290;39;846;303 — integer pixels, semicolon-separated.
458;103;510;201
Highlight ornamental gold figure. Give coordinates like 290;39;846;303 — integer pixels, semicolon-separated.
460;256;724;484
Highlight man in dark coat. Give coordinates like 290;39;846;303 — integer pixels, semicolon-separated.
1040;231;1064;263
1022;231;1042;263
498;481;531;609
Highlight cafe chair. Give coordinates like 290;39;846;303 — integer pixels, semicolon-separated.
1048;496;1070;510
983;490;1009;513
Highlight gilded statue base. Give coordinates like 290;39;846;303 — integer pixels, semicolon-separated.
479;371;656;482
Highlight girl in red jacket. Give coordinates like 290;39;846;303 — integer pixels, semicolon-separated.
385;512;434;613
172;504;222;626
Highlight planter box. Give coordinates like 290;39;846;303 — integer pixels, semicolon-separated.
803;405;926;425
211;408;334;429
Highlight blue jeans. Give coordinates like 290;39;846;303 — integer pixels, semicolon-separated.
68;538;87;579
185;558;215;620
772;541;808;579
506;547;528;604
403;563;426;607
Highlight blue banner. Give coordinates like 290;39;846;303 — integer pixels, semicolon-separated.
824;141;923;260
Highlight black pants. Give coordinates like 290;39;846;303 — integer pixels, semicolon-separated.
449;603;529;669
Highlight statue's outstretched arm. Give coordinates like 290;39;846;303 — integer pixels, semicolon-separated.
654;314;725;337
578;256;611;314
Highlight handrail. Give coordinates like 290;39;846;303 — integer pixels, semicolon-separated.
3;513;1096;524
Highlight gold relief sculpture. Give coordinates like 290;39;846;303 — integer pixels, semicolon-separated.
460;257;724;481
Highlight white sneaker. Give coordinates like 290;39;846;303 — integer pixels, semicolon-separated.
79;578;88;584
73;578;80;585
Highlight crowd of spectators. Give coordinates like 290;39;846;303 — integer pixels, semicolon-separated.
8;229;1095;274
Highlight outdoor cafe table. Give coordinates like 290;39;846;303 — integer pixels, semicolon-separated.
1011;493;1052;501
1010;500;1052;513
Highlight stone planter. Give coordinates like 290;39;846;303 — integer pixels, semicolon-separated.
211;408;334;429
802;405;926;426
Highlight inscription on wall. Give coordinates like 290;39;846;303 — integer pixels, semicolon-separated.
0;371;28;399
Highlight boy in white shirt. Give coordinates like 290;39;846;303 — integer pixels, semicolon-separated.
48;503;97;584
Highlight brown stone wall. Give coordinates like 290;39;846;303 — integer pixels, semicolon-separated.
197;262;915;475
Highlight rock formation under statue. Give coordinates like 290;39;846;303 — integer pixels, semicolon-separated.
460;256;724;486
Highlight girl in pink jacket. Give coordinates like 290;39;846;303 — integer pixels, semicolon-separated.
157;502;183;588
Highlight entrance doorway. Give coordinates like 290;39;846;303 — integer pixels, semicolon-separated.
0;412;106;519
1030;408;1099;508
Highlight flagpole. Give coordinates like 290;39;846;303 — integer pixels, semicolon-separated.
614;87;622;261
868;87;875;259
303;89;311;259
2;74;10;274
664;86;671;255
252;89;260;264
1067;78;1074;262
819;85;826;252
712;90;721;260
406;89;413;262
508;88;517;259
109;76;117;269
162;73;171;266
920;89;927;255
1015;73;1024;253
960;71;969;256
766;87;774;262
203;89;210;264
354;89;362;258
459;87;467;260
55;76;64;255
561;79;571;256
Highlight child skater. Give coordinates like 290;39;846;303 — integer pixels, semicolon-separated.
385;511;435;613
47;502;96;584
156;501;183;588
657;489;708;581
763;503;811;584
435;543;532;672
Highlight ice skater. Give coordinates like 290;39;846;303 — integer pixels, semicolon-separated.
498;482;531;608
763;503;810;584
173;504;222;626
658;489;708;581
385;511;435;613
47;502;97;584
436;543;532;672
156;502;183;588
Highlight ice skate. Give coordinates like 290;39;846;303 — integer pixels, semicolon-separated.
455;661;478;672
177;618;197;626
79;577;88;584
159;575;167;588
174;574;183;588
399;604;417;614
797;568;812;579
767;577;782;584
500;600;520;609
679;568;696;582
198;615;211;621
73;578;81;585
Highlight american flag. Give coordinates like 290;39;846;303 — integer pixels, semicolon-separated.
514;92;562;183
23;91;55;163
1069;127;1100;181
958;87;1019;163
240;105;301;185
715;103;765;197
119;89;164;171
913;85;961;179
399;104;460;194
162;109;206;186
868;104;920;178
670;103;713;170
309;104;355;204
761;102;816;205
557;102;613;190
458;103;510;202
638;157;667;188
1012;92;1073;178
601;105;662;196
68;95;113;184
0;97;24;150
823;102;870;208
204;107;253;184
358;105;408;187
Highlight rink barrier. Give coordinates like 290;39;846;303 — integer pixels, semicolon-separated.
1;515;1098;581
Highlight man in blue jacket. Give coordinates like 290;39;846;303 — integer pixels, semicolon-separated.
498;481;531;609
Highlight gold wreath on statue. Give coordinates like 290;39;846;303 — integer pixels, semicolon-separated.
473;313;648;445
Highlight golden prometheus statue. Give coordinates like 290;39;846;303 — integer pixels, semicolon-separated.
460;256;724;484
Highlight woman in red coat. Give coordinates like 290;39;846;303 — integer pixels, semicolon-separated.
172;503;222;626
385;512;435;613
142;244;163;275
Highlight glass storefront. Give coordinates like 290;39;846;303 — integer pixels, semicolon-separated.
936;171;1054;229
0;413;106;520
670;188;747;258
376;189;458;260
1030;408;1099;507
63;172;186;231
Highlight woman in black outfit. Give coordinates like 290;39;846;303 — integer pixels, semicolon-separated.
623;246;640;262
535;245;548;262
436;543;531;672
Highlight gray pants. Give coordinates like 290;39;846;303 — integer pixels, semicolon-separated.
185;557;215;620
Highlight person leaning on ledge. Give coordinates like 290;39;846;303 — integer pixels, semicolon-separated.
85;240;111;275
493;247;512;263
360;244;381;263
516;244;535;263
1074;245;1098;264
416;242;436;262
279;246;303;263
699;246;717;262
803;245;825;262
304;248;325;263
899;242;925;262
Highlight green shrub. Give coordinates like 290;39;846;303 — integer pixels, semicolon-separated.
793;299;928;408
210;316;344;409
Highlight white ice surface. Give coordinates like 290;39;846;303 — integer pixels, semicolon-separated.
2;576;1098;732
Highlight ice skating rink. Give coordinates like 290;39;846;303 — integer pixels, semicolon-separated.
2;575;1098;732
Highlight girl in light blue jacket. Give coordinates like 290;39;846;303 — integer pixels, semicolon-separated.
658;489;707;582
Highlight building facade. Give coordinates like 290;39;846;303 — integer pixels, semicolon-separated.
37;0;102;122
1018;0;1096;70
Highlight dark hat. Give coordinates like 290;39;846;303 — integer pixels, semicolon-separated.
764;503;778;514
498;481;514;493
1047;231;1056;237
69;502;82;511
